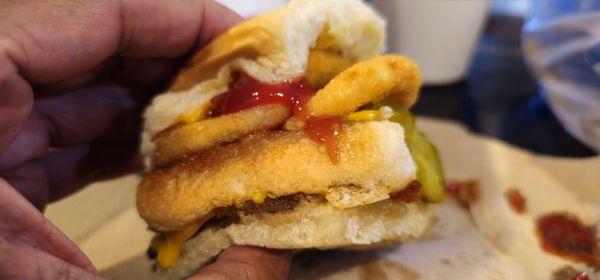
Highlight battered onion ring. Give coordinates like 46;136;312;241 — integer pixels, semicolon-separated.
154;104;290;167
309;55;421;116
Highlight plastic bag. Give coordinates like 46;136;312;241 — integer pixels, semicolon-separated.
522;0;600;151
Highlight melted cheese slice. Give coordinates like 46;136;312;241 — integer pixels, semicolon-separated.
152;224;200;268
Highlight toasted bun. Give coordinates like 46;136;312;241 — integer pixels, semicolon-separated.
138;121;417;232
158;199;433;280
141;0;384;163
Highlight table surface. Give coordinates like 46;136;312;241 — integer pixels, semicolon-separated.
412;14;596;158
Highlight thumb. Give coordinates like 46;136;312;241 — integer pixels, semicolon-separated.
188;246;293;280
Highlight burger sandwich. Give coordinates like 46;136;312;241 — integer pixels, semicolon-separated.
137;0;445;278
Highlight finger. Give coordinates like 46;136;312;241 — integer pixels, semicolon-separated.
35;84;137;147
0;84;137;172
1;161;49;209
36;56;176;96
34;60;114;97
1;0;242;84
0;178;96;272
0;236;102;279
0;52;33;155
190;246;293;280
0;111;49;172
113;57;182;92
118;0;242;57
4;142;141;209
0;0;241;162
40;141;142;202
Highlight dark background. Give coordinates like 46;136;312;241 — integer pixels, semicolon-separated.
413;13;596;157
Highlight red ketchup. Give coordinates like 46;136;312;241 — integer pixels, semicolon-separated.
217;73;343;161
305;116;344;162
536;214;598;266
217;73;313;119
390;181;422;203
505;188;527;214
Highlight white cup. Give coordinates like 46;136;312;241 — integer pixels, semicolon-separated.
215;0;288;18
371;0;492;85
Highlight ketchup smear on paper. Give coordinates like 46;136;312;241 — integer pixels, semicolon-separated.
536;213;598;267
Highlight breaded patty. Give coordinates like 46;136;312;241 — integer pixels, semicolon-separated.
138;121;417;232
153;104;290;166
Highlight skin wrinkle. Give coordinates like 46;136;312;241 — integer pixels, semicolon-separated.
0;237;20;278
0;6;29;73
0;235;100;279
238;258;282;279
3;162;50;208
8;22;38;76
200;267;240;280
263;259;287;279
34;109;61;148
117;0;200;57
197;0;210;49
116;0;135;56
0;45;33;156
0;113;51;172
34;243;43;280
57;261;73;280
257;251;291;279
2;193;49;249
0;0;121;83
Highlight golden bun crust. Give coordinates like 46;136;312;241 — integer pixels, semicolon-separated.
137;121;417;232
158;199;433;280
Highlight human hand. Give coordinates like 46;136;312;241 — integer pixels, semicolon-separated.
0;0;291;279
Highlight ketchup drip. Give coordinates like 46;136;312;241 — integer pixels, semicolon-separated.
218;73;344;161
217;72;313;120
305;116;344;162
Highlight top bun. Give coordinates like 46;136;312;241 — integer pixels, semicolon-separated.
141;0;384;162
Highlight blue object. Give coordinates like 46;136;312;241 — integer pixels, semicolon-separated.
523;0;600;151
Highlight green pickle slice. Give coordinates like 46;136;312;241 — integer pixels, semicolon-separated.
375;102;445;202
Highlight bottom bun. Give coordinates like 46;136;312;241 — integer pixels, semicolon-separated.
158;198;433;280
